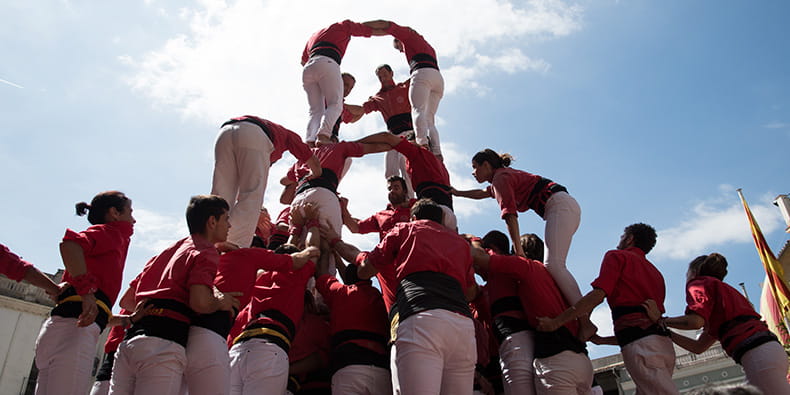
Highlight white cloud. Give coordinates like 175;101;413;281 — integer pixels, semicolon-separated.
130;207;186;253
122;0;583;126
652;186;784;260
763;122;788;129
590;304;614;336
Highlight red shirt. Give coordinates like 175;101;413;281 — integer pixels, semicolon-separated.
393;138;451;188
487;269;527;321
360;219;475;291
214;248;293;309
289;311;331;369
386;22;437;63
0;243;33;282
104;308;130;353
489;254;578;335
315;275;389;352
590;247;666;332
62;221;134;305
243;260;316;338
356;199;416;240
133;234;218;306
362;81;412;123
301;20;373;64
685;276;769;356
486;167;544;219
289;141;366;185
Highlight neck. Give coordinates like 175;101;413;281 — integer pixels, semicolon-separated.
381;79;396;90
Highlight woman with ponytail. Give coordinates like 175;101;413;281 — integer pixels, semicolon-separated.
452;149;587;328
35;190;135;395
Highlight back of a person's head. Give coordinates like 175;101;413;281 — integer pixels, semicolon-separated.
75;190;130;225
482;230;510;255
411;198;443;224
520;233;544;261
186;195;229;235
689;252;728;280
386;175;408;191
624;223;657;253
273;243;300;255
472;148;512;169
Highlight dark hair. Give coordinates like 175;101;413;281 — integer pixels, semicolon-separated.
75;191;130;225
387;175;408;191
472;149;513;169
520;233;544;261
251;235;266;249
342;264;362;285
688;383;761;395
623;223;657;254
273;243;300;255
688;253;728;280
410;199;443;223
340;72;355;82
376;64;392;73
482;230;510;255
186;195;229;235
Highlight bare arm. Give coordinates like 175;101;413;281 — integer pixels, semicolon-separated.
537;289;606;332
23;267;60;299
451;188;491;200
339;197;361;233
669;330;716;354
304;156;322;181
118;285;137;311
280;177;297;205
504;214;525;257
344;104;364;123
189;284;240;314
355;131;401;147
361;142;394;155
357;257;379;280
60;240;98;326
362;20;391;33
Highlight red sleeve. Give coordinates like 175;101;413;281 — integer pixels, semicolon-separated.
385;21;411;41
340;141;366;159
340;106;354;123
362;98;379;114
250;249;293;273
488;255;529;281
315;274;345;309
355;215;381;234
282;129;313;162
62;226;116;256
0;244;32;282
685;278;714;321
340;19;373;37
187;251;218;288
393;138;419;159
490;173;518;218
365;225;402;270
589;250;622;296
301;42;309;65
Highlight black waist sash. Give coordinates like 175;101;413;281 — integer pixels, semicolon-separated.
731;330;779;364
330;329;389;373
126;299;193;348
296;168;340;195
51;287;113;332
395;271;472;324
386;112;414;134
493;315;533;344
718;315;762;350
533;326;587;359
235;309;296;353
95;351;115;381
409;53;439;73
529;177;567;218
222;116;273;142
611;305;646;321
193;309;236;338
309;41;342;65
415;181;453;209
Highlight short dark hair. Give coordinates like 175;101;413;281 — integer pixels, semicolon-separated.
688;253;728;280
482;230;510;255
186;195;229;235
376;64;392;73
273;243;300;255
387;175;408;191
472;149;513;169
520;233;544;261
341;72;355;82
75;191;130;225
623;223;657;254
410;199;443;223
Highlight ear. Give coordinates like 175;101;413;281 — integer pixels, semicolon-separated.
205;215;218;231
106;206;121;222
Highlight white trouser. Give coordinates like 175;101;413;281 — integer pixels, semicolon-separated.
291;187;341;275
35;316;101;395
211;121;275;248
542;191;583;305
229;339;289;395
740;340;790;394
409;67;444;157
439;204;457;233
302;55;342;142
110;335;186;395
91;380;110;395
533;350;593;395
331;365;392;395
393;309;476;395
499;330;536;395
184;327;230;395
621;335;677;395
384;131;415;198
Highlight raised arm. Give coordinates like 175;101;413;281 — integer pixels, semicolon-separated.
362;19;391;34
536;289;606;332
504;214;525;258
344;104;364;123
669;330;716;354
339;197;361;234
451;188;491;200
355;131;401;147
304;155;322;181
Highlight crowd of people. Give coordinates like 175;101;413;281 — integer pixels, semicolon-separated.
1;18;787;395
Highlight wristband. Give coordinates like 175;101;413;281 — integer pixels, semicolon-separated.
70;273;99;296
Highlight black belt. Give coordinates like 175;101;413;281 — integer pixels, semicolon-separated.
386;113;413;134
222;117;273;142
310;41;342;65
125;299;194;347
409;53;439;73
415;181;453;209
611;305;646;321
296;168;339;195
51;287;113;331
732;331;778;364
192;309;236;338
614;324;669;347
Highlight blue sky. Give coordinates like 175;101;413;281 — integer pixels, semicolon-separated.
1;0;788;359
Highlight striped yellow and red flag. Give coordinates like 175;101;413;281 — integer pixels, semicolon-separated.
738;189;790;344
